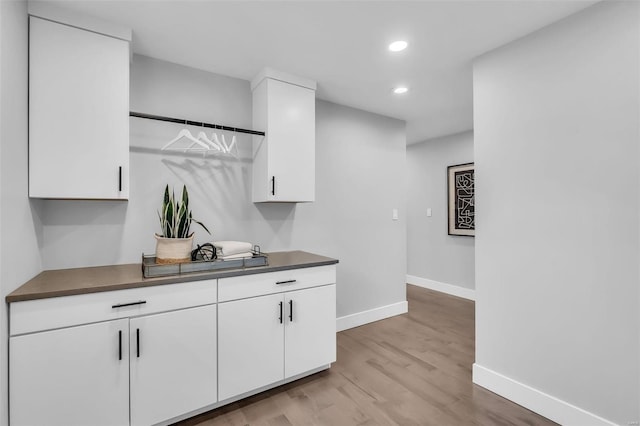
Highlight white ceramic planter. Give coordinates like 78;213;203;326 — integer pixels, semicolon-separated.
155;233;194;264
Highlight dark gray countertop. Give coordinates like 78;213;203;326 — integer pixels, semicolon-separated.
6;251;338;303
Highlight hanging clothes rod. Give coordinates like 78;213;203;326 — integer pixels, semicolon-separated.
129;111;265;136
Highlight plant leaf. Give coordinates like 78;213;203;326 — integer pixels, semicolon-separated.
173;190;179;233
157;210;164;235
177;203;188;238
165;192;175;238
162;203;169;237
191;216;211;235
182;185;189;208
159;185;170;237
163;184;170;206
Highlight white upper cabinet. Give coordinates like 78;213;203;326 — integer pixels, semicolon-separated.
252;69;316;203
28;16;130;199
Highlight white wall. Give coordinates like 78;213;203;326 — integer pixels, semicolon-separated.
407;131;475;292
0;1;44;426
39;54;407;319
473;2;639;425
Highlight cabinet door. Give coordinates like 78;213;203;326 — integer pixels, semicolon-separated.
29;17;129;199
130;304;217;426
285;284;336;378
9;319;129;426
218;293;285;401
267;79;316;202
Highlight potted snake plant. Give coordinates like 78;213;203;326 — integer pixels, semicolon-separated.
155;184;210;264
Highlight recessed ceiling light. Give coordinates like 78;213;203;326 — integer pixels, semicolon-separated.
388;40;408;52
393;87;408;94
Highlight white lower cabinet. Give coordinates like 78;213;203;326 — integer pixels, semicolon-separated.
218;293;285;401
10;319;130;426
218;283;337;401
9;263;337;426
130;304;217;426
284;285;336;378
9;301;217;426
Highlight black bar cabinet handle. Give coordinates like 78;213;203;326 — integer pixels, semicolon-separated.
118;330;122;361
271;176;275;196
276;279;297;285
112;300;146;309
279;301;283;324
118;166;122;191
289;299;293;322
136;328;140;358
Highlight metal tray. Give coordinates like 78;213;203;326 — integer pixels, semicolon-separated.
142;252;268;278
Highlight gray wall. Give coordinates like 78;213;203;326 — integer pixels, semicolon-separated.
0;1;44;426
473;1;639;424
39;54;407;318
407;131;474;290
277;101;407;317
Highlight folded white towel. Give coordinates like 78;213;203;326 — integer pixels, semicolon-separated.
213;241;253;257
219;251;253;260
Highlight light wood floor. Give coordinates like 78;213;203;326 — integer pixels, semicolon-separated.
175;285;557;426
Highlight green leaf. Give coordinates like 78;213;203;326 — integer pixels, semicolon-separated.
177;203;189;238
182;185;189;208
163;184;170;207
164;194;175;238
191;216;211;235
157;210;164;234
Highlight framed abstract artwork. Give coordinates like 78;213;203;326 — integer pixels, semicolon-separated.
447;163;475;236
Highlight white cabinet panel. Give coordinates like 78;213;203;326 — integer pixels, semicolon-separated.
218;293;285;401
9;319;129;426
285;284;336;378
252;76;315;203
29;17;129;199
218;265;336;302
10;278;217;336
130;304;217;426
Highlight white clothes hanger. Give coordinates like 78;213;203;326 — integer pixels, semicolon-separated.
229;133;239;157
198;129;223;152
221;134;237;154
160;119;242;156
183;124;222;152
162;122;209;151
212;132;227;153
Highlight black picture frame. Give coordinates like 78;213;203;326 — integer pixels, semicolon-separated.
447;163;475;236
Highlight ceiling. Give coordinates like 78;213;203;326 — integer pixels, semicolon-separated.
42;0;598;144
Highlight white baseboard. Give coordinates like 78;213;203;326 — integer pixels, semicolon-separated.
406;275;475;301
473;364;617;426
336;301;408;332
